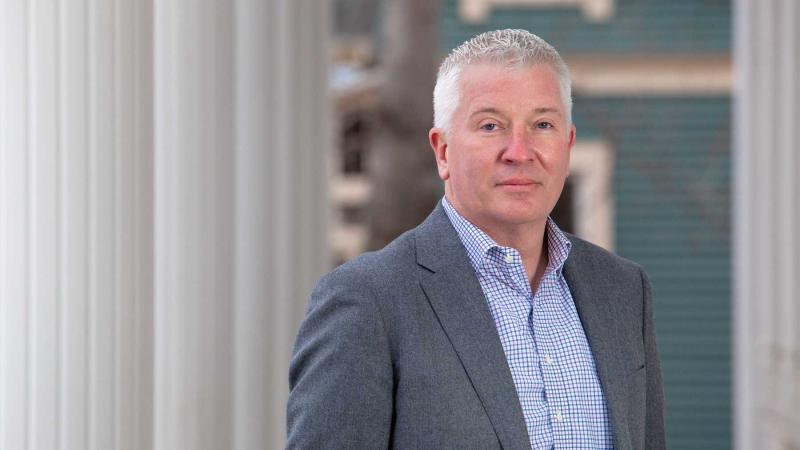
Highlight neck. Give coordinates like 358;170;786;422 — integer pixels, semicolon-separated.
443;195;552;289
484;220;549;290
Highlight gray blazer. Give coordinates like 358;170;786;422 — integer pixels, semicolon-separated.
287;203;665;449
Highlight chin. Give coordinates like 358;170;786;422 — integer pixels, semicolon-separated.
492;208;546;227
492;198;547;221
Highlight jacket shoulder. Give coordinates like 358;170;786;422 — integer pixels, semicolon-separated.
565;233;646;279
311;228;418;305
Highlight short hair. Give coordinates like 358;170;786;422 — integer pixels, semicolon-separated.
433;29;572;132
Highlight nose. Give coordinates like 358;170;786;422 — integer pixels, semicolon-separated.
501;126;533;164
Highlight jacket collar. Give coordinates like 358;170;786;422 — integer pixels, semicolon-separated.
415;202;532;450
563;237;633;450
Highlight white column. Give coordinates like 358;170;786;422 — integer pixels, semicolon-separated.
0;1;154;450
152;0;234;448
2;0;327;448
153;0;330;449
241;1;331;448
231;0;330;448
734;0;800;448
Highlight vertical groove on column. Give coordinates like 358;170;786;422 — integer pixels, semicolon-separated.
114;0;124;440
768;0;781;384
110;0;119;447
794;7;800;409
766;0;779;439
1;0;5;435
752;5;772;439
24;1;32;448
86;0;97;446
270;1;291;448
1;0;4;434
733;0;753;447
271;2;292;445
0;0;33;447
263;1;279;447
1;0;5;432
212;0;234;448
0;2;4;441
778;0;797;426
290;0;329;378
153;0;167;444
781;2;799;443
114;0;133;447
60;0;90;446
83;0;93;447
55;0;65;447
762;0;776;383
26;0;37;448
58;1;67;448
39;0;61;443
132;0;154;447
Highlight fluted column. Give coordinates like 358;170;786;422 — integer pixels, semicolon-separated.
152;0;236;447
153;0;329;449
0;1;154;449
231;1;330;449
1;0;328;449
734;0;800;448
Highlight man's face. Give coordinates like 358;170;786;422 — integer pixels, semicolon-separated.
430;63;576;234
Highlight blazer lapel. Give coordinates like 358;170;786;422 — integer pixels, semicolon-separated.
563;241;632;450
415;204;531;450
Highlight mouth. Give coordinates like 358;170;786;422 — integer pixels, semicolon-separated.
495;178;542;194
496;178;540;187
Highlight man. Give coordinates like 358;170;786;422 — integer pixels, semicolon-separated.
287;29;665;449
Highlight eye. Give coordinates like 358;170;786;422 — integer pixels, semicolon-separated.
536;121;554;129
480;123;498;131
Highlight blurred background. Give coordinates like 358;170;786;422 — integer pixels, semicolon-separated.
1;0;797;449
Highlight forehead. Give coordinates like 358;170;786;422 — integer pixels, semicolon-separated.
457;63;563;114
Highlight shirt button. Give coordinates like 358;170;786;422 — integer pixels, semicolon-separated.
504;254;513;264
545;355;553;365
555;411;564;422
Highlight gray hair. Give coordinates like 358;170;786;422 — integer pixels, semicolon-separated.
433;29;573;132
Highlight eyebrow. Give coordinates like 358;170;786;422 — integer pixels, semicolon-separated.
468;107;504;119
533;107;563;116
468;106;563;119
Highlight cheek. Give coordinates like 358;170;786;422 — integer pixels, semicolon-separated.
544;148;571;172
452;159;489;193
447;140;495;189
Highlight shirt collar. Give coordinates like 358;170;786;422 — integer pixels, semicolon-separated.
441;196;572;276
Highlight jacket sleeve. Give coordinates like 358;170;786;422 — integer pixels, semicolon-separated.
641;268;666;450
286;270;393;449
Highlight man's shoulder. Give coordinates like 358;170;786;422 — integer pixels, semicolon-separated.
317;227;419;294
565;232;645;278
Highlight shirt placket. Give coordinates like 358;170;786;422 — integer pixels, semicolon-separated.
531;270;572;446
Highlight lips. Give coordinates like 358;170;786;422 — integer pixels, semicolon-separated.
497;178;539;186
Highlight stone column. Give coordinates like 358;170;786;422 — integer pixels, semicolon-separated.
231;1;330;449
734;0;800;448
1;0;328;448
153;0;329;449
0;0;154;449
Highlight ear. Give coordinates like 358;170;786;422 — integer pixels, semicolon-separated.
568;124;576;149
429;127;450;181
566;124;577;176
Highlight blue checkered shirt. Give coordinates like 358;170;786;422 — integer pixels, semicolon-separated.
442;197;613;449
